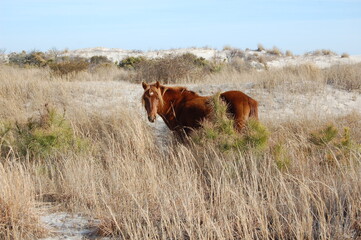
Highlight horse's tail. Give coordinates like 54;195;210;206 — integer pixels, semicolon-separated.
249;99;259;120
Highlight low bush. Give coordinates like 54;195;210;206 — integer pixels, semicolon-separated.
309;123;361;165
123;53;221;83
118;56;146;70
192;93;269;153
285;50;293;57
8;51;51;68
267;46;283;56
341;52;350;58
49;59;89;77
257;43;265;52
0;104;87;161
90;55;111;65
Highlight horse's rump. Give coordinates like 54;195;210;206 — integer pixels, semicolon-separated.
220;90;259;120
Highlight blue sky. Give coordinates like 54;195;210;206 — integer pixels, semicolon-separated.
1;0;361;54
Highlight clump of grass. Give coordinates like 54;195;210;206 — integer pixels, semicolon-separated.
309;123;359;149
272;143;291;171
267;46;283;56
285;50;293;57
1;104;87;161
257;43;265;52
324;63;361;92
309;124;361;165
309;124;338;146
192;93;269;153
308;49;337;56
0;163;45;239
341;53;350;58
222;45;233;50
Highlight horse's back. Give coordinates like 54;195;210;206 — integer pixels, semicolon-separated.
220;90;258;120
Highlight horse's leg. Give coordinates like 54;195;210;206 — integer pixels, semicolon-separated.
233;103;251;132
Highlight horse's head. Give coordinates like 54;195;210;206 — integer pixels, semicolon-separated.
141;81;163;123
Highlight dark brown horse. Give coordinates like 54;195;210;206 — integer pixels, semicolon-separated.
141;81;258;136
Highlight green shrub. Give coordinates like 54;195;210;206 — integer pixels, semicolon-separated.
118;56;146;70
309;124;361;165
1;105;87;161
8;51;27;67
272;143;291;171
192;94;269;153
309;124;338;146
8;51;51;67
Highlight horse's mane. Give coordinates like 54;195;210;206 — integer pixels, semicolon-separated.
163;86;199;98
142;84;199;107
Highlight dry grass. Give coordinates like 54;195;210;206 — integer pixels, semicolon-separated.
324;63;361;92
0;162;45;239
267;46;283;56
30;111;361;239
341;53;350;58
0;63;361;239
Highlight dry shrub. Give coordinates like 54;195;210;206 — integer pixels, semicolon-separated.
225;48;245;62
49;59;89;78
267;46;283;56
257;43;265;51
324;63;361;92
228;57;253;72
285;50;293;57
132;53;216;83
341;53;350;58
89;55;111;65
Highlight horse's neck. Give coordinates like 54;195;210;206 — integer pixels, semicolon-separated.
157;88;193;128
159;89;180;113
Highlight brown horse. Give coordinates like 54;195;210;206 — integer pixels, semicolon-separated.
141;81;258;137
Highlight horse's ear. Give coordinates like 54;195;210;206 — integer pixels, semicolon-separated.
142;82;148;90
155;81;160;88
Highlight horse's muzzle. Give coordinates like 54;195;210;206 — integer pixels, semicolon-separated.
148;116;156;122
